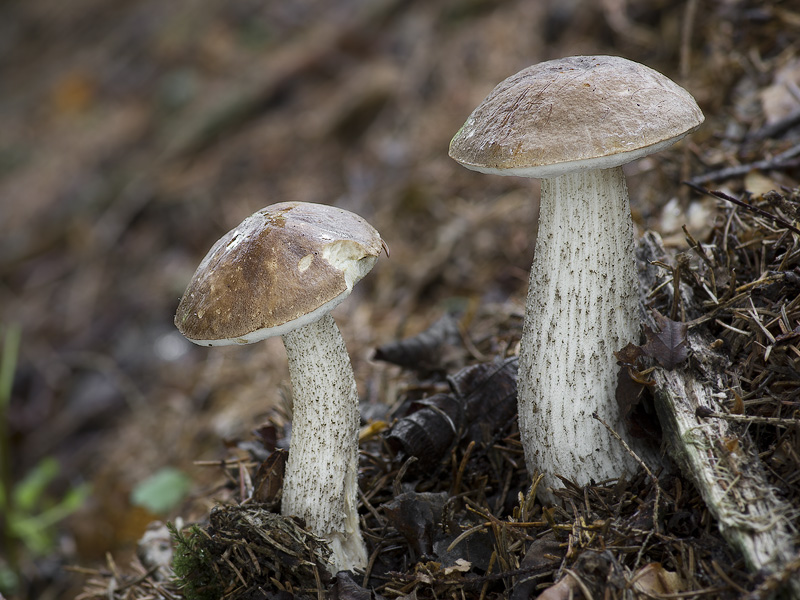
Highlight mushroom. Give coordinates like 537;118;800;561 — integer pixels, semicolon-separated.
449;56;703;499
174;201;385;572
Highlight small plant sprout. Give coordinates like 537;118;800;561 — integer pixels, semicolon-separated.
449;56;703;500
175;202;385;573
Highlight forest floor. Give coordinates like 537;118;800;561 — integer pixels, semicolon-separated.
1;0;799;598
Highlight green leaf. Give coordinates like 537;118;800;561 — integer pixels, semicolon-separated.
0;324;20;411
0;564;20;595
0;324;21;513
13;457;59;512
130;467;192;514
10;514;53;556
6;478;89;556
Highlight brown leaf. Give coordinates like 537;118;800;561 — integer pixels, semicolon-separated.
329;571;382;600
616;367;646;421
382;491;449;557
533;574;581;600
510;532;562;600
631;562;683;596
615;342;644;366
642;311;689;370
373;313;463;373
386;358;519;471
453;357;518;446
385;393;465;469
724;436;741;454
251;449;287;505
731;391;745;415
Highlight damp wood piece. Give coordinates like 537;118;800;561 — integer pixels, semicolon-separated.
637;230;800;599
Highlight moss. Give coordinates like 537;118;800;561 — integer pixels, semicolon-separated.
169;523;224;600
168;506;332;600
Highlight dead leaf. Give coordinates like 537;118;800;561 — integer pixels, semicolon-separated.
615;342;644;366
251;449;287;506
386;358;518;469
759;57;800;124
359;419;390;443
373;313;464;373
731;391;745;415
385;393;465;470
724;436;741;455
533;574;581;600
631;562;683;596
329;571;382;600
642;311;689;370
453;357;518;446
443;558;471;575
382;491;449;558
510;532;562;600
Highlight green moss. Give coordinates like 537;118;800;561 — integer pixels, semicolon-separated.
169;523;224;600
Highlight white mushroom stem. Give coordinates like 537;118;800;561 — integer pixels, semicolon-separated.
517;166;644;500
281;312;367;573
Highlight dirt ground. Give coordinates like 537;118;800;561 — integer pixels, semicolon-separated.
1;0;799;598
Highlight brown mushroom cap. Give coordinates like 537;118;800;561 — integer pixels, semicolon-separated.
175;202;384;346
449;55;704;179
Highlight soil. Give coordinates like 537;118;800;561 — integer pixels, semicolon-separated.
1;0;798;598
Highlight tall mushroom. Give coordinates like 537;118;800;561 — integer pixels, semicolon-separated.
449;56;703;499
174;201;384;572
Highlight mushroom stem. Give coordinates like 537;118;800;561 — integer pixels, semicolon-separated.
517;166;642;499
281;312;367;573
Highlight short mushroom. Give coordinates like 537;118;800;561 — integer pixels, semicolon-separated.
174;201;385;572
449;56;703;499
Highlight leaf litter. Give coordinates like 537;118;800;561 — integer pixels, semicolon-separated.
4;0;797;598
70;82;800;600
78;288;790;599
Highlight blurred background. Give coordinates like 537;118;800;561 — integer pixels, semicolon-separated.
1;0;797;597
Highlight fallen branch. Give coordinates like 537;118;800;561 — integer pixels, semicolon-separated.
688;143;800;186
637;231;800;600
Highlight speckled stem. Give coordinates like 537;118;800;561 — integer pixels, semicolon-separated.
281;312;367;573
517;166;643;500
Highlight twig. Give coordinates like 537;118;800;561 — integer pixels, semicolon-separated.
637;231;800;599
687;144;800;186
696;408;800;429
685;182;800;237
393;456;417;496
563;568;594;600
591;412;662;534
748;106;800;142
450;440;476;497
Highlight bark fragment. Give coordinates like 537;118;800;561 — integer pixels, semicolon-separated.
637;231;800;599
